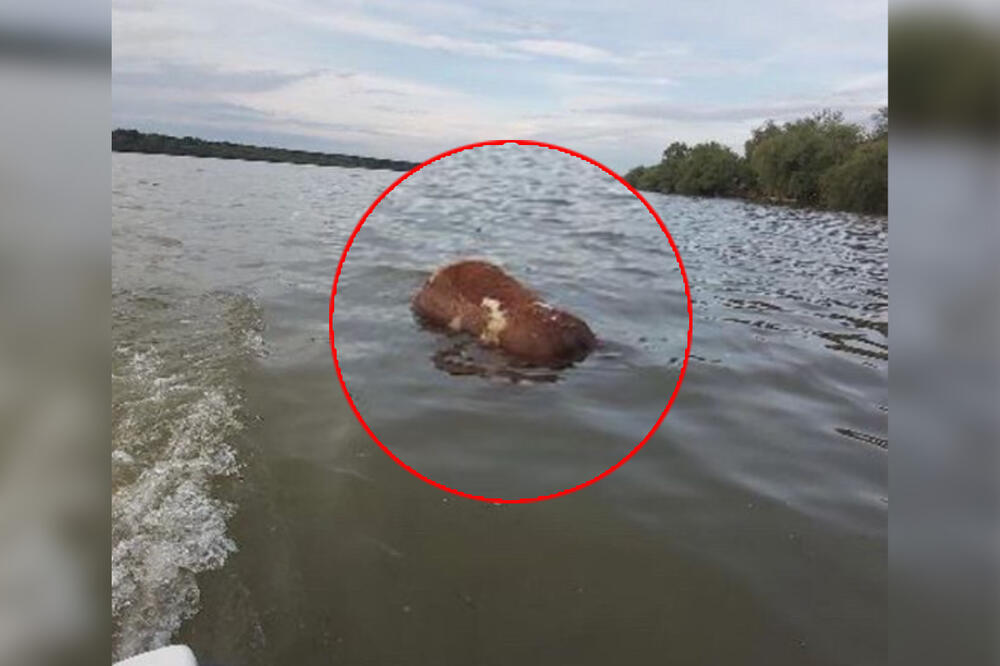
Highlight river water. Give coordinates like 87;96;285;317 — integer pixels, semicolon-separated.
112;146;887;665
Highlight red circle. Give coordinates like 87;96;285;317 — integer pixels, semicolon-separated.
328;139;693;503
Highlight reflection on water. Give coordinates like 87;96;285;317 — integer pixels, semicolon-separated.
430;339;562;384
113;148;886;665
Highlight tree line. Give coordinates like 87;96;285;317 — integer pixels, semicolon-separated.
624;109;888;215
112;129;419;172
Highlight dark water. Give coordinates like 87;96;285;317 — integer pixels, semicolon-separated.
112;148;886;665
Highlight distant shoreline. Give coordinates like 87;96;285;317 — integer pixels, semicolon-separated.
112;129;419;172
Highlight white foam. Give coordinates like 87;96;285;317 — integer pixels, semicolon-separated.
112;346;242;661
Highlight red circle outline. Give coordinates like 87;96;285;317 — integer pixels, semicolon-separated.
328;139;693;503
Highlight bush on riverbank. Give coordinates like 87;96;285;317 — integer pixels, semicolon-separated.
820;136;888;214
625;109;888;215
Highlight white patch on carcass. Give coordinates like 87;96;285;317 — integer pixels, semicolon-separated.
479;297;508;345
448;315;463;331
534;301;558;321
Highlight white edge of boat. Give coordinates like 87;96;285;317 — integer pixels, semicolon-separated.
113;645;198;666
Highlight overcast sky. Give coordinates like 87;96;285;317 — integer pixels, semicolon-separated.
112;0;887;171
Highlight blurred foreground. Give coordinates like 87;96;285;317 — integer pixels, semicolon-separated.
889;4;1000;666
0;6;109;664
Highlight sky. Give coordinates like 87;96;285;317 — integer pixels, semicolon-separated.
111;0;887;171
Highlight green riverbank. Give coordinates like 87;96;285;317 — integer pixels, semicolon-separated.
625;109;888;215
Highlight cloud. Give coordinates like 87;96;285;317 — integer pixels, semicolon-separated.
113;62;320;93
510;39;629;64
240;0;633;64
593;98;885;125
111;7;207;61
111;4;308;74
111;0;889;168
219;71;539;155
834;71;889;95
243;0;525;60
557;73;678;88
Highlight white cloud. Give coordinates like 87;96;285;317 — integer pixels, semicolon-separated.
834;71;889;95
111;0;889;168
243;0;633;65
112;3;309;74
224;71;539;153
557;73;677;88
243;0;526;60
511;39;628;64
593;94;886;125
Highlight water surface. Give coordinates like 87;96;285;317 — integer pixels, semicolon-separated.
112;147;886;665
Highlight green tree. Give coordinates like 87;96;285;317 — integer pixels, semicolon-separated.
744;120;781;164
674;142;745;196
749;110;862;205
661;141;690;163
870;106;888;140
624;165;647;188
628;164;666;191
820;137;888;214
621;107;886;214
655;142;690;192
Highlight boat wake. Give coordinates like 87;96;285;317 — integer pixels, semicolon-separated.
112;289;263;661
